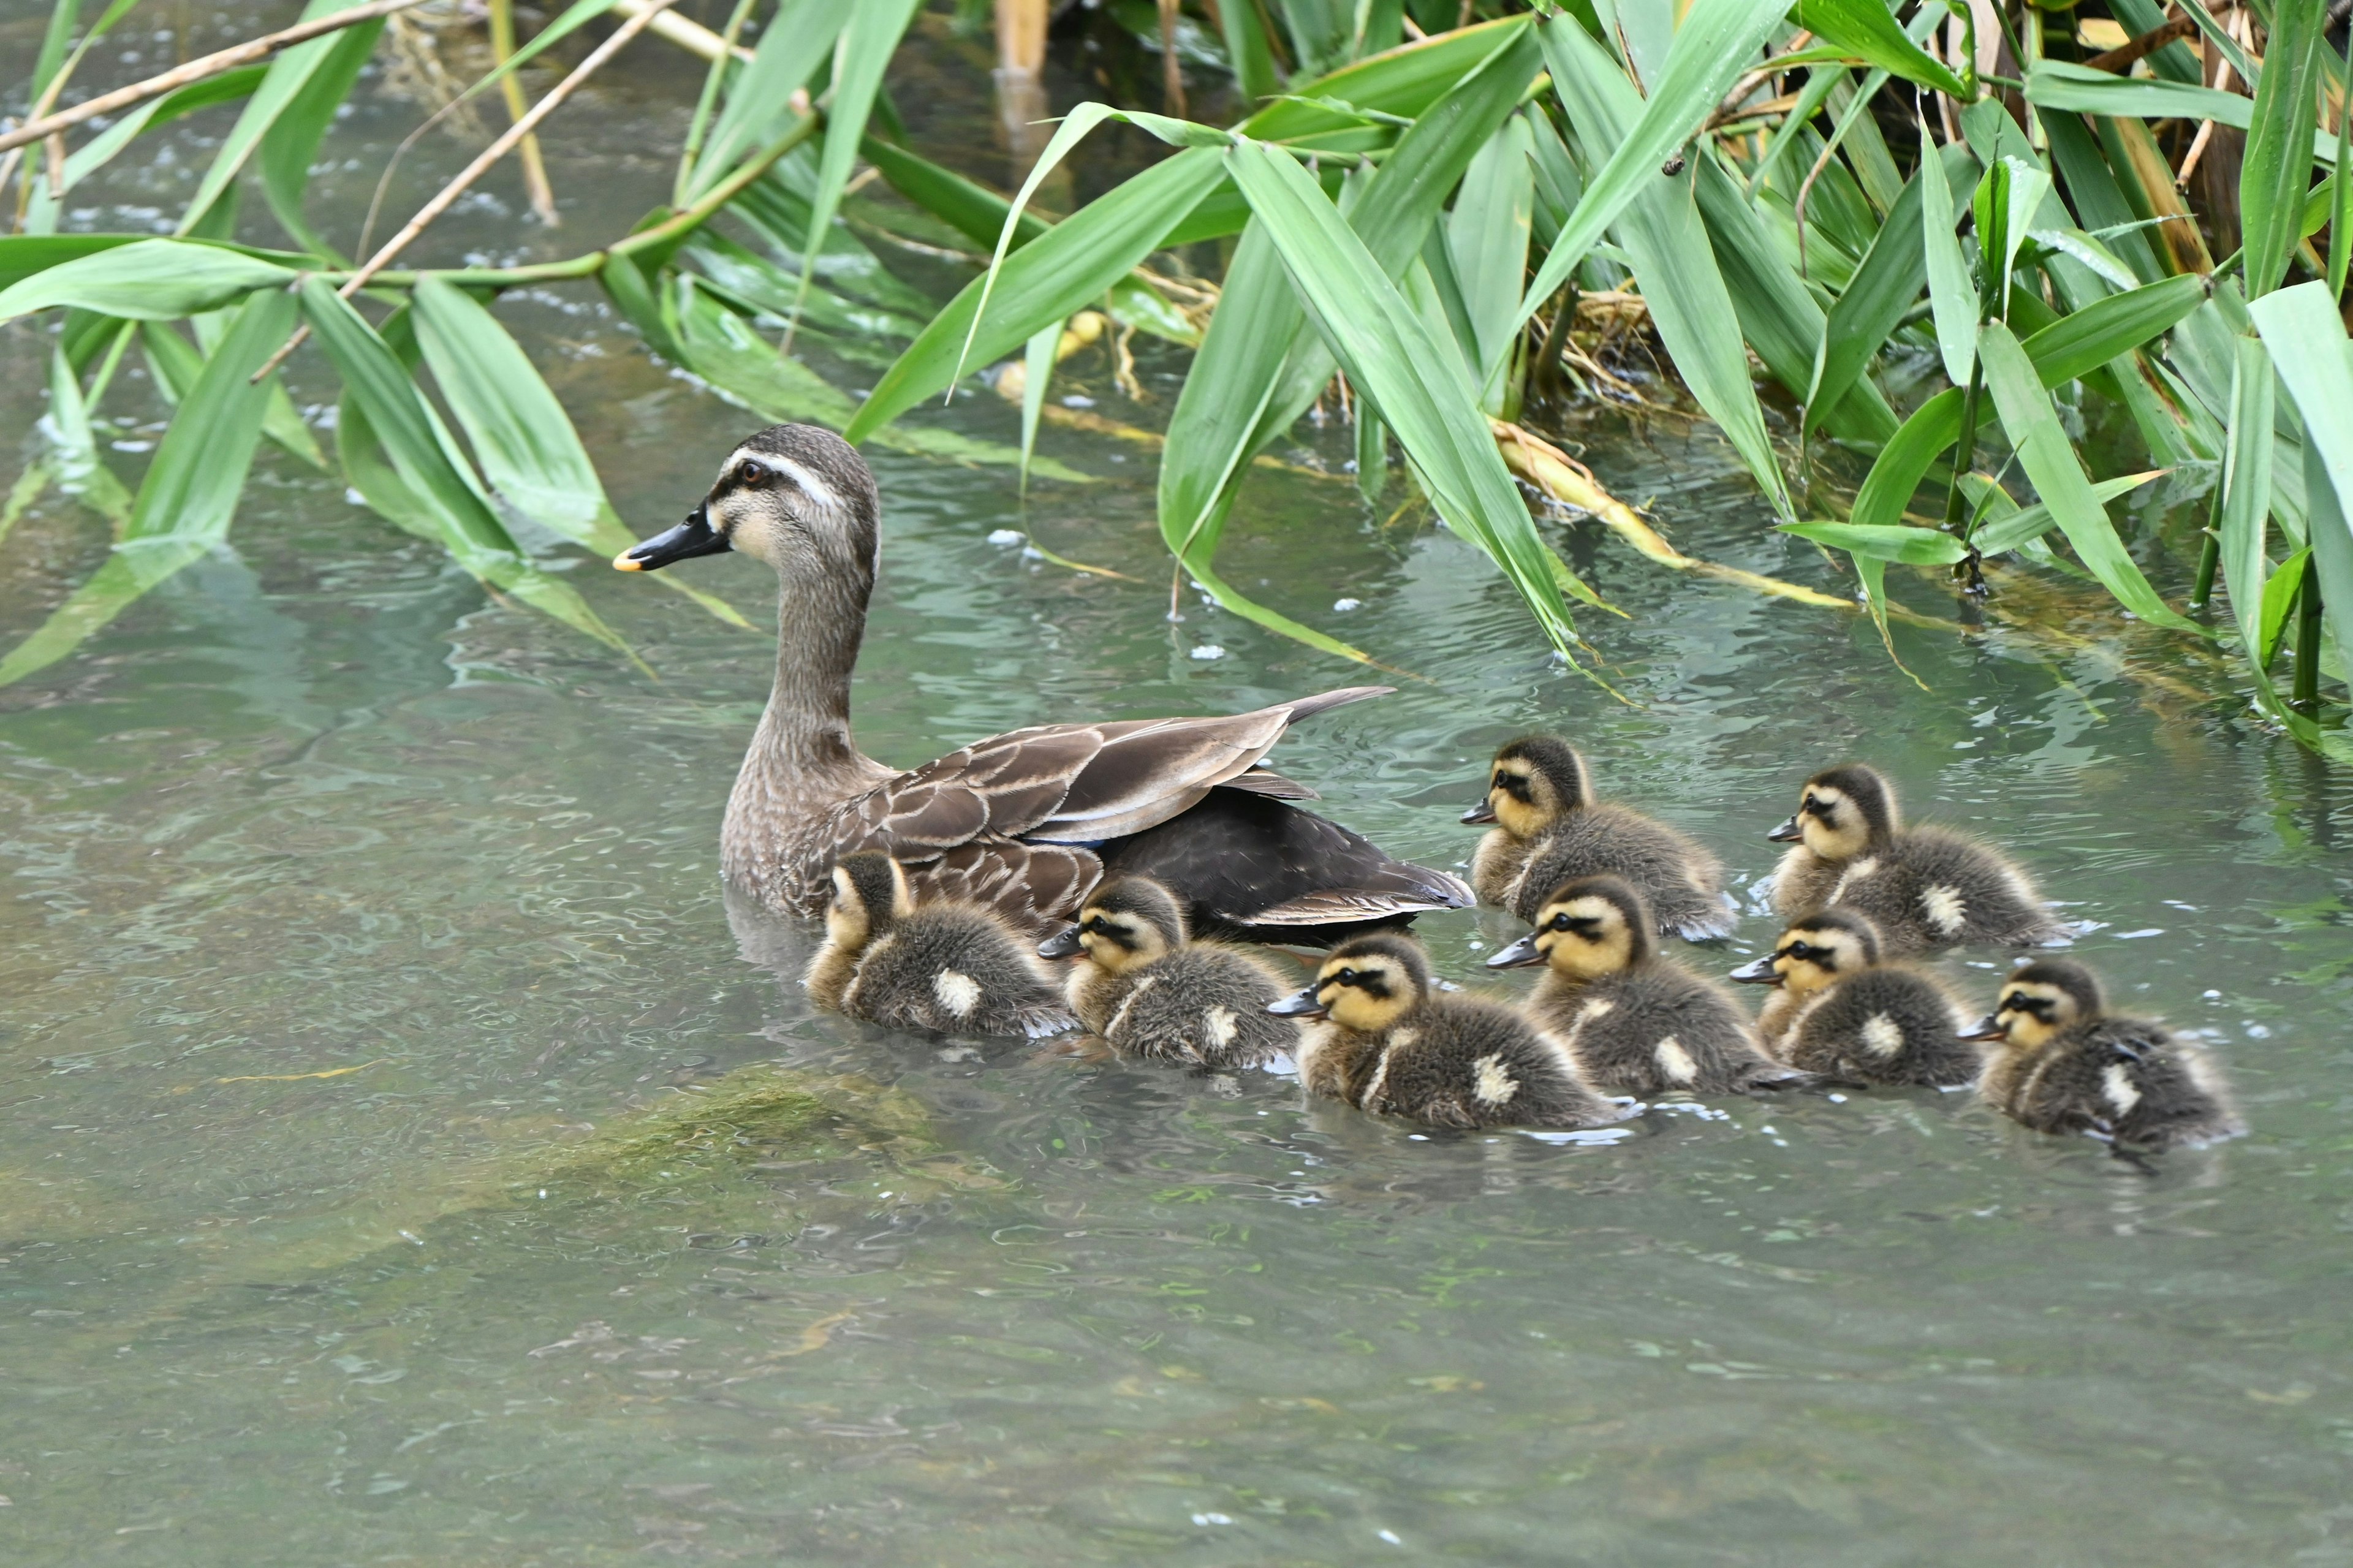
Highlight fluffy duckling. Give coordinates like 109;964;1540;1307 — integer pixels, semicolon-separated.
1268;932;1619;1130
1490;874;1801;1096
806;851;1075;1037
1965;959;2244;1150
1465;737;1737;941
1037;876;1298;1069
1766;763;2063;952
1729;909;1980;1086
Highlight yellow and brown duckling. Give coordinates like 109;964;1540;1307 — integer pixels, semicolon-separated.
1268;931;1620;1130
1490;875;1803;1096
806;851;1075;1037
1037;875;1298;1069
1466;737;1737;941
1766;763;2063;952
1729;909;1980;1086
1965;959;2245;1151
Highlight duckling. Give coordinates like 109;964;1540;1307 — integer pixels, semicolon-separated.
806;850;1075;1037
1490;875;1802;1096
1268;932;1620;1130
1728;909;1980;1086
1464;737;1737;941
1765;763;2063;952
1964;959;2244;1150
1036;875;1298;1069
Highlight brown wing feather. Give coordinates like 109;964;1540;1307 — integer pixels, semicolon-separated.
909;837;1102;933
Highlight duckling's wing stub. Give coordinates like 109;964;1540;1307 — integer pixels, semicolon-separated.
1100;788;1471;944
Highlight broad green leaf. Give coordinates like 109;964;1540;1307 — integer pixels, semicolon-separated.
1355;403;1387;503
1849;387;1963;529
1547;18;1788;515
1808;153;1942;433
2026;62;2341;169
2215;334;2275;662
1791;0;1967;97
844;146;1227;440
1521;0;1790;327
859;136;1050;251
259;15;382;259
2016;273;2205;388
2239;0;2327;299
0;290;294;687
1973;156;2052;323
2259;549;2308;668
0;235;141;293
1919;132;1976;386
2249;283;2353;662
0;460;52;547
1447;114;1535;410
1978;321;2194;629
689;0;853;199
782;0;922;340
1216;0;1285;106
45;66;265;203
176;0;349;235
1226;138;1582;660
412;277;747;627
0;240;294;325
142;316;323;469
1780;520;1968;564
1240;17;1529;142
41;343;131;527
2042;111;2165;285
1971;472;2164;555
298;279;639;663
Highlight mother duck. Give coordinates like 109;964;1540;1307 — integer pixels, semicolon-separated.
615;423;1470;937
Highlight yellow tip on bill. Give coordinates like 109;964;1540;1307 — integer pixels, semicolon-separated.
612;550;642;571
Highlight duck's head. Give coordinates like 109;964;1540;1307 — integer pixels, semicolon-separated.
1962;958;2102;1048
1268;931;1428;1031
1730;907;1883;992
1037;876;1185;972
1487;874;1653;979
615;424;880;598
1767;763;1896;860
825;850;912;950
1462;735;1591;836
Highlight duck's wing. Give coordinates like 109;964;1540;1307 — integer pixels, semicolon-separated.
906;836;1102;934
822;688;1385;861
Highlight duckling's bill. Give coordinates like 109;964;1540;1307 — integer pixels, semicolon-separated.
1267;983;1328;1018
1765;813;1802;843
1485;933;1544;969
614;506;729;572
1037;925;1084;960
1727;952;1782;984
1958;1011;2007;1040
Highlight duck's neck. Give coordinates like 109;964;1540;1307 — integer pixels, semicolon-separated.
745;569;873;786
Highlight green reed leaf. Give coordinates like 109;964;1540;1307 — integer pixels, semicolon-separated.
782;0;922;343
1781;520;1969;564
2238;0;2327;299
1919;131;1977;386
2249;282;2353;662
0;240;294;325
2215;333;2275;663
1790;0;1968;98
1849;387;1963;530
2015;272;2205;388
689;0;853;200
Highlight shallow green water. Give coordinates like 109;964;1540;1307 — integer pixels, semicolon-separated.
5;9;2353;1564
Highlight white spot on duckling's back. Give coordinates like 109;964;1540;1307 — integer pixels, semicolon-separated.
1654;1036;1697;1085
934;970;981;1017
2101;1064;2142;1114
1472;1053;1519;1106
1104;974;1156;1038
1920;884;1967;936
1203;1006;1238;1049
1859;1013;1904;1058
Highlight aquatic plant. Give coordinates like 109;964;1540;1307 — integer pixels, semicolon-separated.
3;0;2351;752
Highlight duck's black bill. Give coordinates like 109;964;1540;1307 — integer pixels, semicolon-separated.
1267;984;1328;1019
1958;1012;2007;1042
1460;800;1498;825
613;506;728;572
1728;953;1783;985
1485;933;1544;969
1037;925;1084;960
1765;814;1803;843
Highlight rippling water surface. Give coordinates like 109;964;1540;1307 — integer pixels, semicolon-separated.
3;8;2351;1563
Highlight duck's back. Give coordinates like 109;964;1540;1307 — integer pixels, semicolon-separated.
1783;969;1979;1086
1088;945;1295;1068
1829;827;2055;950
1362;1000;1617;1129
842;906;1072;1036
1504;806;1733;939
1993;1020;2243;1149
1539;963;1792;1096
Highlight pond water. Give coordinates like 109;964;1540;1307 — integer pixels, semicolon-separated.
4;6;2352;1564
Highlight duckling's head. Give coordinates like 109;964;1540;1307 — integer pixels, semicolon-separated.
1963;958;2103;1049
1767;763;1897;860
825;850;912;950
1038;876;1186;972
1487;874;1654;979
1268;932;1429;1032
1462;735;1592;836
616;424;880;599
1729;908;1884;993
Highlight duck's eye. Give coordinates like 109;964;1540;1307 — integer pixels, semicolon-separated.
737;459;767;487
1549;912;1572;930
1334;967;1358;985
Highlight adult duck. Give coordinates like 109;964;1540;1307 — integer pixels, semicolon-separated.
616;423;1471;936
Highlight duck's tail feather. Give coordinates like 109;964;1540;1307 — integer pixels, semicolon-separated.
1273;685;1394;724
